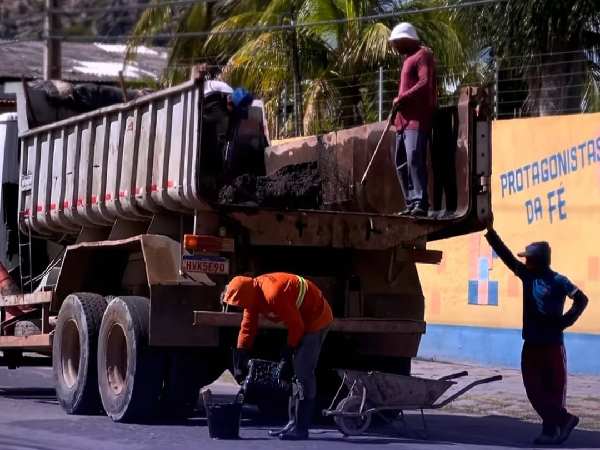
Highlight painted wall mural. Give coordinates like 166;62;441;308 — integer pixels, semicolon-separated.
417;113;600;374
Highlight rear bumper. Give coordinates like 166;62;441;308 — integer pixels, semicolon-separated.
192;311;425;334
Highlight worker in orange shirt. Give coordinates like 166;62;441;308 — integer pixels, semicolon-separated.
222;272;333;441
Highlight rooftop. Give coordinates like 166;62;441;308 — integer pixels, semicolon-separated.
0;40;168;83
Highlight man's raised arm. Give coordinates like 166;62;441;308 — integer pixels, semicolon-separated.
484;215;527;279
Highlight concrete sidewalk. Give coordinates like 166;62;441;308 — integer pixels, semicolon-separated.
412;358;600;431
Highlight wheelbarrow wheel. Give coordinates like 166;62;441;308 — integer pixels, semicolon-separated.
334;396;372;436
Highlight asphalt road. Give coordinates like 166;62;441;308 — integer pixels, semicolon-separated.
1;367;599;450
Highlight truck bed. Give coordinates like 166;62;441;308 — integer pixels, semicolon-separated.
17;71;490;248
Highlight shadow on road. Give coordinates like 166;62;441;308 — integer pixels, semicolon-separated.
0;387;56;400
3;383;599;449
159;404;600;448
306;412;600;448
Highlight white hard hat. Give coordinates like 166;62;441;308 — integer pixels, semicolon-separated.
389;22;419;42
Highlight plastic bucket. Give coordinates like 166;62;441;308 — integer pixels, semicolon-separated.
205;402;243;440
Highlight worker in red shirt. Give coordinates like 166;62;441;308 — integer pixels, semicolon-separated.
389;22;437;217
223;273;333;441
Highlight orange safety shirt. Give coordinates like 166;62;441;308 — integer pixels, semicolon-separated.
223;272;333;349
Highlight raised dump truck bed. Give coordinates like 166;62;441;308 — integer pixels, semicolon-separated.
0;68;492;424
18;70;490;247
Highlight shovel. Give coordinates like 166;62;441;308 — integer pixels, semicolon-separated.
354;105;402;212
360;104;401;186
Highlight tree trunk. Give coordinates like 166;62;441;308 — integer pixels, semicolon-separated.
531;48;584;117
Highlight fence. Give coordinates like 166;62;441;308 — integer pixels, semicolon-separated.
176;48;599;140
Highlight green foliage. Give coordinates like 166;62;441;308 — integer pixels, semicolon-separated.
127;0;476;136
453;0;600;115
125;0;599;131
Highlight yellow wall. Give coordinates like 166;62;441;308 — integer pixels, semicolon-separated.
419;113;600;334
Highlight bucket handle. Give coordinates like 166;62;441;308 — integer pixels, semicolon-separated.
234;388;245;404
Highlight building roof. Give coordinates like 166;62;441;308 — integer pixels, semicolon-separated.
0;40;168;83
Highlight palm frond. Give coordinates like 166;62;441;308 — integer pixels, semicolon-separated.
125;0;175;62
203;12;266;57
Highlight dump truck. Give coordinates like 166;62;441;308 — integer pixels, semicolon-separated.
0;67;492;423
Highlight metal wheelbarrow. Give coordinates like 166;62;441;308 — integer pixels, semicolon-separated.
322;369;503;439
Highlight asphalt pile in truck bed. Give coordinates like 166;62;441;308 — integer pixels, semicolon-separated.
218;161;323;209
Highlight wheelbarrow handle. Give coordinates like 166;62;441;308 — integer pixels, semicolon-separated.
432;374;503;409
438;371;469;381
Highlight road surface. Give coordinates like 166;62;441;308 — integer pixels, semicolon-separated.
1;366;599;450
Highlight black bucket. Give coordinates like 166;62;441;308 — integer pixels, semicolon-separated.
205;392;244;440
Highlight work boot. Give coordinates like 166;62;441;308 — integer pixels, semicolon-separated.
395;207;413;216
268;398;296;437
279;398;314;441
553;414;579;445
410;207;428;217
533;422;558;445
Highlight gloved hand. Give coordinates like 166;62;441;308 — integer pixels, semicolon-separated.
277;345;296;384
233;348;251;384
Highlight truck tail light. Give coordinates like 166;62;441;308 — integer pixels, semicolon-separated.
183;234;235;252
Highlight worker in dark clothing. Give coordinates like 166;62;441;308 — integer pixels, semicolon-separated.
430;106;458;214
484;214;588;445
223;273;333;441
224;88;254;179
389;22;437;217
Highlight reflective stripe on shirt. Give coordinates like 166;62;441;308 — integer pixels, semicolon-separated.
296;276;307;308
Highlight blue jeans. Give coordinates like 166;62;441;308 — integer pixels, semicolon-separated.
395;130;429;210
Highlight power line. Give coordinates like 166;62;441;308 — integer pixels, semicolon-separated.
0;0;221;25
0;15;44;26
48;0;509;42
50;0;222;15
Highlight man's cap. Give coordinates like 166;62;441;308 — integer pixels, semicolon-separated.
389;22;420;42
517;241;551;259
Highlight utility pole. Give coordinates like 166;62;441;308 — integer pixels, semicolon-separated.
378;66;383;121
290;2;303;137
44;0;61;80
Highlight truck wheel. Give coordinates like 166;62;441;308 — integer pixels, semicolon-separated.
52;293;108;415
97;296;165;423
159;348;230;421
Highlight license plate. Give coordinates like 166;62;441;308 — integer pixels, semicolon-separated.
182;255;230;275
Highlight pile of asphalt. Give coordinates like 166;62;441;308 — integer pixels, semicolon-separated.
218;161;323;209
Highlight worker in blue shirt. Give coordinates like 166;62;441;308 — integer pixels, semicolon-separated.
484;214;588;445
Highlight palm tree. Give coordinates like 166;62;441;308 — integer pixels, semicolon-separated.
126;0;237;85
453;0;600;117
205;0;473;136
126;0;474;136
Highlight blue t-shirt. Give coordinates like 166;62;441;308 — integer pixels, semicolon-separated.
517;268;579;344
486;231;580;345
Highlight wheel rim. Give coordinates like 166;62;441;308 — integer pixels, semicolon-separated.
61;319;81;389
106;323;128;395
335;396;371;435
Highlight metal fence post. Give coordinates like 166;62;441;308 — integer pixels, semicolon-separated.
378;66;383;121
493;57;499;120
282;83;287;137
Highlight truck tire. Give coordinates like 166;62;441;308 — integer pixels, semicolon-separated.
159;348;230;421
52;293;108;415
97;296;165;423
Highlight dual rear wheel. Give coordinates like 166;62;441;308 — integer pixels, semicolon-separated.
52;293;229;423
